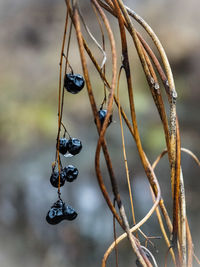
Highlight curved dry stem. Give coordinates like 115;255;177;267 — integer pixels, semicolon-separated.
63;2;196;266
153;147;200;170
67;0;123;227
102;189;160;266
152;146;200;266
97;0;171;97
115;3;179;257
92;1;150;266
83;19;171;263
96;7;180;263
181;148;200;166
91;0;122;223
78;7;107;69
82;36;135;137
81;11;171;166
141;246;158;267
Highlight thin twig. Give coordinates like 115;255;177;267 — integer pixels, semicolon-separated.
78;6;107;69
56;9;69;195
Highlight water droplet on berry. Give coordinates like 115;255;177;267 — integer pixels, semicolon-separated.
63;152;73;158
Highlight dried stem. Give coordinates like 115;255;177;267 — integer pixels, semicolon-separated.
56;9;69;195
62;1;197;266
67;0;123;226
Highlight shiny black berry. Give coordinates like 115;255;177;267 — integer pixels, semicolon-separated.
64;165;79;182
46;199;65;225
50;170;66;188
46;199;77;225
64;73;85;94
59;138;68;155
95;109;112;127
63;205;78;221
67;138;82;155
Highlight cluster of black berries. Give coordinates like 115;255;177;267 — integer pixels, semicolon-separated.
46;199;77;224
50;164;79;188
59;137;82;156
46;73;85;225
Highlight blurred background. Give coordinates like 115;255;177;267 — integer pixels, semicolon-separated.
0;0;200;266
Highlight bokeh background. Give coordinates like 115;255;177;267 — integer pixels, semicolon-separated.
0;0;200;266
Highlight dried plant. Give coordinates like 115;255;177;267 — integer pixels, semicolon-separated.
54;0;200;266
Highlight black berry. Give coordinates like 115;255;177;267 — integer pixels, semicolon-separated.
50;170;66;188
95;109;112;127
64;165;79;182
67;138;82;155
63;205;78;221
46;199;77;225
46;199;65;225
64;73;85;94
59;138;68;155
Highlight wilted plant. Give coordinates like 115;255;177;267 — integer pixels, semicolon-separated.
51;0;200;266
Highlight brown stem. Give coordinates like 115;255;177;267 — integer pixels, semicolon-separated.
91;1;148;265
56;9;69;195
67;0;123;227
172;118;181;266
